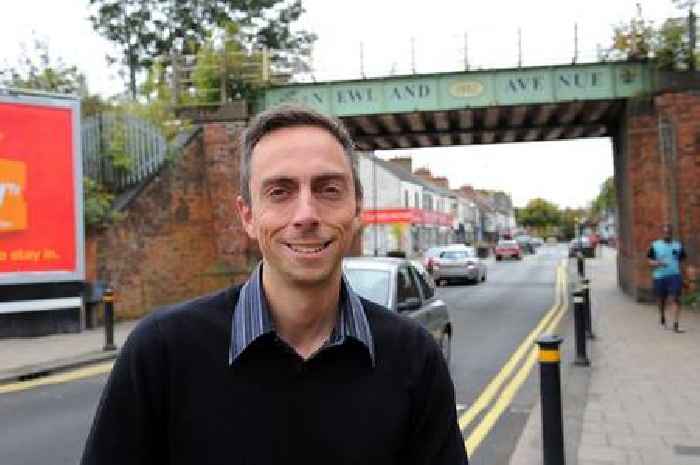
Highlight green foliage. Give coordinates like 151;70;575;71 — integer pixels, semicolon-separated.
88;0;316;99
517;198;561;230
0;36;87;95
601;5;699;71
188;22;268;103
591;177;616;217
559;208;588;240
83;177;121;229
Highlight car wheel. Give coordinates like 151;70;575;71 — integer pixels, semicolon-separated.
496;255;502;261
439;331;452;365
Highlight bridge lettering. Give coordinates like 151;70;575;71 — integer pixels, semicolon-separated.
558;71;603;88
336;88;373;104
507;77;544;93
391;84;431;100
308;92;325;104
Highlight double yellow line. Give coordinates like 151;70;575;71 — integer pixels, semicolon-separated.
460;259;569;456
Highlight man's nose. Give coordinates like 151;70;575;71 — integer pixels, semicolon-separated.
291;189;320;230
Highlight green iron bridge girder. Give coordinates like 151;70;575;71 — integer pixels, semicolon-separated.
259;62;657;149
262;62;655;116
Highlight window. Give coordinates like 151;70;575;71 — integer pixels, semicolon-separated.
396;266;420;306
411;265;435;300
414;192;420;208
404;190;409;207
345;269;391;307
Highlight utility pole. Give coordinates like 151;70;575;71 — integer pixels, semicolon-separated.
573;22;579;64
518;28;523;67
411;36;416;74
464;32;470;71
360;42;366;79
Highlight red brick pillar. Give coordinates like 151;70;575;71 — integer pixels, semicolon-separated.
619;92;700;300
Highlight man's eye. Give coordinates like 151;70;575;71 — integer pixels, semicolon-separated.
268;188;289;199
319;184;344;197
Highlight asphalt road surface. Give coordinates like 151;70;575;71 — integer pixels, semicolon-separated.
444;244;568;465
0;244;568;465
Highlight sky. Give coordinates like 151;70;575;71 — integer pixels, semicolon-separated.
0;0;686;208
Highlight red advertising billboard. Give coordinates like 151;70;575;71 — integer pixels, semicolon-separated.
0;92;83;284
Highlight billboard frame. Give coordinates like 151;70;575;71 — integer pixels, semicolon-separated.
0;88;85;285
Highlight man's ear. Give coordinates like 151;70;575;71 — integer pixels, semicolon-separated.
236;195;257;239
352;204;363;233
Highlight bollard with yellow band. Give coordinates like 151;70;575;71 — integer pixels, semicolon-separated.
536;335;565;465
103;287;116;351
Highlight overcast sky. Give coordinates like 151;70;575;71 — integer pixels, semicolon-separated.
0;0;685;208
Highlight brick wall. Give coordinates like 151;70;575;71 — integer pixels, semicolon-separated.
86;124;256;319
619;92;700;300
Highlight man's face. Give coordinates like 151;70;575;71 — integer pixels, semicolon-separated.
663;224;673;241
237;125;360;287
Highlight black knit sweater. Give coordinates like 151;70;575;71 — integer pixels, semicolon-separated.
81;285;467;465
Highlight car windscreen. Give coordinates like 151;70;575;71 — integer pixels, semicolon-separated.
498;240;517;247
344;268;391;308
440;251;472;260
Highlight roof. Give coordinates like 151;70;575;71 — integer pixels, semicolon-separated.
361;153;455;198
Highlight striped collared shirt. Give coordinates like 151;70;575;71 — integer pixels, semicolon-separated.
229;263;375;366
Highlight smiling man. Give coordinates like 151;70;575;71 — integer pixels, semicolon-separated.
81;105;466;465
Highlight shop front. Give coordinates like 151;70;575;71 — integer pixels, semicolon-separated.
361;208;453;257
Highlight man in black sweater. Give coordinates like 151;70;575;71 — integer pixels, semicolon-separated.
81;105;467;465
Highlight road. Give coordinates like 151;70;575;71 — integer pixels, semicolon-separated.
0;244;568;465
443;243;568;464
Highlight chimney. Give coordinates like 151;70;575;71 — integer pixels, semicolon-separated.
388;156;412;173
413;167;433;183
431;176;450;189
458;184;475;197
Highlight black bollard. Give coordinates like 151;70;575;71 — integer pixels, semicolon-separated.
572;289;590;366
581;279;595;339
536;335;565;465
103;287;116;351
576;252;585;278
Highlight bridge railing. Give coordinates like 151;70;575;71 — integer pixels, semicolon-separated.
81;113;169;192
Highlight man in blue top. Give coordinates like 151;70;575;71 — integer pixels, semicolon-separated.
647;224;686;333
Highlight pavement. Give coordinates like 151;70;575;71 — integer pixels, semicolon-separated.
510;247;700;465
0;320;138;384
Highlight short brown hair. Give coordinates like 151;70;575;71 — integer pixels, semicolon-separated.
240;104;363;206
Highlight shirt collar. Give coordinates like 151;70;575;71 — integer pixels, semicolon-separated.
229;262;375;366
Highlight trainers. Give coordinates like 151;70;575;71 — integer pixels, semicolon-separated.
673;322;685;333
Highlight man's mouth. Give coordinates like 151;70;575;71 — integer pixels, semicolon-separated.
285;240;333;254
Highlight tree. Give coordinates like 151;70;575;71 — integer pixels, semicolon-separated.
88;0;316;100
0;37;109;118
1;37;87;95
601;3;699;71
591;176;616;217
517;198;561;232
559;208;587;240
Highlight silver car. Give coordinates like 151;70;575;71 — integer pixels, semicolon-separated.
342;257;452;364
429;245;488;286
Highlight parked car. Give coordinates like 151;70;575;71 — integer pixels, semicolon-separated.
515;234;536;254
530;237;545;248
343;257;452;363
495;239;522;261
424;244;487;286
569;236;595;258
